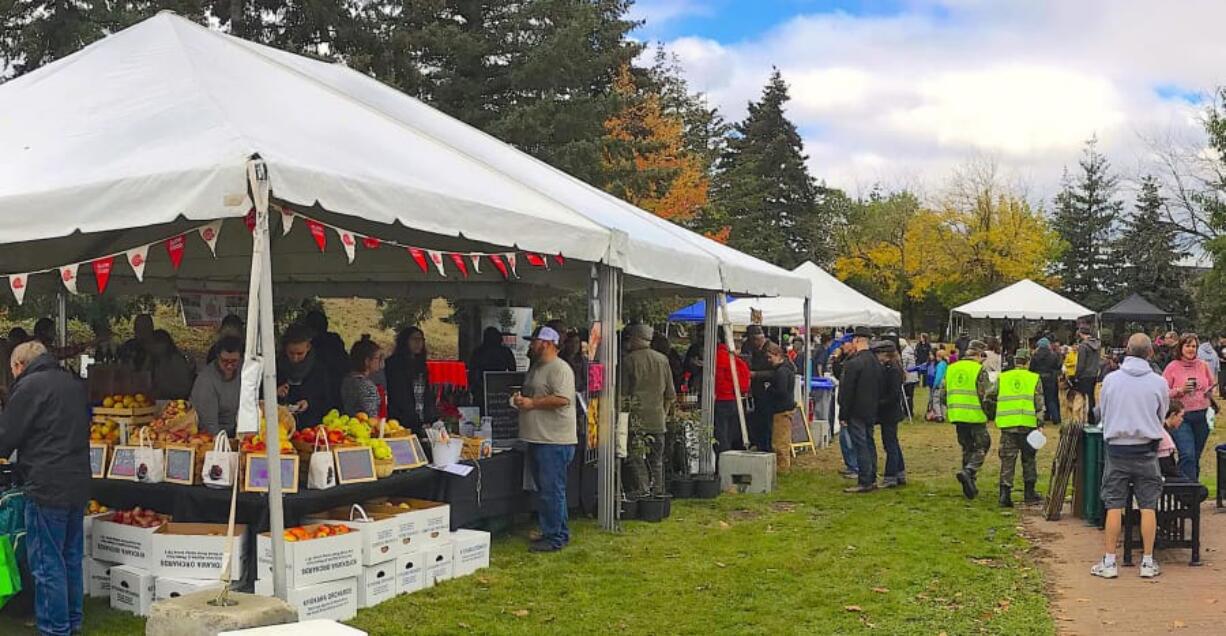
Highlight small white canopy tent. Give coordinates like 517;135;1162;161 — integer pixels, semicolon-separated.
951;279;1095;321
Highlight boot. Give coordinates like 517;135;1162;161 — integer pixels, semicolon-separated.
956;470;978;499
1024;481;1043;504
998;485;1013;508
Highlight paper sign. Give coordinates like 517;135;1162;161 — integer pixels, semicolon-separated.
178;289;248;327
432;464;474;477
90;444;108;478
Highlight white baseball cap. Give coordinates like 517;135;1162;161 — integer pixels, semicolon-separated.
524;326;561;345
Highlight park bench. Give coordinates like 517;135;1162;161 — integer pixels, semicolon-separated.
1121;480;1207;566
1216;446;1226;508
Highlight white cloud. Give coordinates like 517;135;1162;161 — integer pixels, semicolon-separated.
655;0;1226;201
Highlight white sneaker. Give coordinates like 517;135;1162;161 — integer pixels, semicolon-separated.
1140;560;1161;578
1090;559;1118;579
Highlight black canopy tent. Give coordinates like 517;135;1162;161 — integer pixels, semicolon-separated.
1101;293;1172;323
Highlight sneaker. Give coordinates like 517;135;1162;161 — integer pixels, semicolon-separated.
1140;560;1161;578
1090;559;1118;579
529;540;563;553
841;470;859;480
843;484;878;494
527;529;543;542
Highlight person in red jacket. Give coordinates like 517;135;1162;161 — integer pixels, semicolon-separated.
714;341;751;463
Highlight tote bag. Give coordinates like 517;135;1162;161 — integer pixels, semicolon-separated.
202;431;240;489
134;427;165;484
307;428;337;490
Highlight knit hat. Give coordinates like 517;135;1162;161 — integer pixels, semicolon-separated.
1037;337;1050;348
626;324;654;342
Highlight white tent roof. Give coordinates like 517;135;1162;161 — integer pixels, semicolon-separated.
0;12;807;299
712;262;901;327
952;279;1094;320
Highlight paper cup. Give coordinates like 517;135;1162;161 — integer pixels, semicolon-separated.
1026;429;1047;450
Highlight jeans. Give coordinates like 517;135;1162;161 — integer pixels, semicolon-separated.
1041;377;1062;425
879;420;905;482
713;400;745;462
1076;377;1096;425
846;419;877;487
839;424;858;473
25;500;85;636
749;402;772;452
1172;409;1210;481
530;443;575;548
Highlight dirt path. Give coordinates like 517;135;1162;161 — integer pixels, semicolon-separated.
1024;504;1226;635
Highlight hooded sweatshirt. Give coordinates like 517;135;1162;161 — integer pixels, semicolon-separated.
1163;356;1216;412
1099;357;1168;446
1074;336;1101;380
1197;341;1220;378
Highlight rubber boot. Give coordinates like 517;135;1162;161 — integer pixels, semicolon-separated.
1023;480;1043;504
998;485;1013;508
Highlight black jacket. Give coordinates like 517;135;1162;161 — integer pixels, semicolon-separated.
765;360;797;414
914;341;931;366
468;342;516;412
878;362;906;425
0;354;91;507
386;352;435;436
838;349;882;423
276;357;336;430
1029;347;1062;385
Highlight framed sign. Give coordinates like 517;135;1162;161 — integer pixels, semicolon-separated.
789;405;816;457
90;443;108;479
243;454;300;494
163;446;197;486
333;446;377;484
107;445;138;480
387;435;428;470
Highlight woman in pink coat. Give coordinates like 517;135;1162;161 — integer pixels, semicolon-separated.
1163;334;1217;480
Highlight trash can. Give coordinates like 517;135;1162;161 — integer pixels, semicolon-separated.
1081;426;1104;526
809;376;836;445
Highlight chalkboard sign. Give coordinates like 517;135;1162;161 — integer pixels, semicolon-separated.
90;444;108;479
334;446;377;484
483;371;525;441
788;407;816;455
107;446;138;480
163;446;196;485
387;435;427;470
243;454;300;493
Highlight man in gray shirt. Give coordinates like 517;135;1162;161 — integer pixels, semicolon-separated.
514;326;576;552
190;336;243;436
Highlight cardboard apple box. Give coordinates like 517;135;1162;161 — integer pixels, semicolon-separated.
421;538;454;585
363;498;450;542
257;524;362;587
395;549;426;595
449;529;491;578
155;576;224;601
110;565;155;616
305;507;402;566
92;513;166;570
83;511;110;557
152;522;246;579
357;561;397;609
255;576;359;623
88;558;118;598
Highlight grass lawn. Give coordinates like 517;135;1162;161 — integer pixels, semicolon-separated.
15;386;1222;635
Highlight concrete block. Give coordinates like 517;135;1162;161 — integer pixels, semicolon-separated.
718;451;775;494
145;590;297;636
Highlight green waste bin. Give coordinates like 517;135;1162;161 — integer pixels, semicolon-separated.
1081;426;1104;526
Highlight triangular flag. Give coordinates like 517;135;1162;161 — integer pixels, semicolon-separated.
92;256;115;294
244;209;256;233
449;253;469;278
505;253;519;278
554;253;566;267
60;263;79;295
127;244;149;282
306;219;327;252
280;207;295;236
408;247;429;273
198;220;223;257
489;254;510;280
525;253;548;269
9;273;28;305
166;235;186;270
336;228;356;264
469;254;482;274
362;236;381;250
427;250;446;276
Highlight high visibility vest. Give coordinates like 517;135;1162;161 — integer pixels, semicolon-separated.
945;360;987;424
995;369;1040;429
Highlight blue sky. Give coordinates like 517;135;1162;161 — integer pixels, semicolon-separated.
630;0;1225;202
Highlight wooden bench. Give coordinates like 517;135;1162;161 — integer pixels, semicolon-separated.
1216;447;1226;508
1122;480;1207;566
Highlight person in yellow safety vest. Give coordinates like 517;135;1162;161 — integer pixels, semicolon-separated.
943;339;995;499
989;348;1045;508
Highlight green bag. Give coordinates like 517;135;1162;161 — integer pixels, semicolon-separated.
0;534;21;605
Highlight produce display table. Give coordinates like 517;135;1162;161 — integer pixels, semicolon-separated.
89;449;528;586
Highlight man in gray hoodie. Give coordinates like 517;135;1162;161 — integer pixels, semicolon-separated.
1074;326;1102;424
1091;333;1167;580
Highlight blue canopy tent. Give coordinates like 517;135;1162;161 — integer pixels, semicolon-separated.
669;297;733;322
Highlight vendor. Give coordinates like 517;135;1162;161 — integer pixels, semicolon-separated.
117;313;154;371
149;329;196;400
386;326;434;436
277;323;336;429
191;336;242;436
342;335;384;417
468;326;516;413
205;314;244;364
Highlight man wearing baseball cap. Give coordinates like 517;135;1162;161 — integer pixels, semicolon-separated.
513;325;577;552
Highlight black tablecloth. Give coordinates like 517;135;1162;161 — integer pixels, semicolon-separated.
89;449;529;586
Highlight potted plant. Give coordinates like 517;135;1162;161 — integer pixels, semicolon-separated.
667;414;695;498
688;411;721;498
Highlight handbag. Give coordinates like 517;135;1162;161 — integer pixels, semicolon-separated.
0;534;22;606
202;430;240;489
134;427;165;484
307;427;336;490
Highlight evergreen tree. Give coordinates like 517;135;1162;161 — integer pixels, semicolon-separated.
1110;176;1192;321
711;69;832;267
1050;137;1122;309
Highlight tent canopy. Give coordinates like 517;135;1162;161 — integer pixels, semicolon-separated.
1101;293;1171;322
668;262;901;327
0;12;808;300
952;279;1094;321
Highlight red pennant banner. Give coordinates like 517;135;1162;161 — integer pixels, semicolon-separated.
505;253;519;278
408;247;429;273
166;235;186;270
525;253;548;269
60;264;80;295
92;256;115;294
489;254;510;280
9;273;28;305
362;237;381;250
553;253;565;266
449;253;469;278
427;250;446;276
306;219;327;252
244;209;256;233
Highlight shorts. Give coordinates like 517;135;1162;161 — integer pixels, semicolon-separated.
1101;449;1162;510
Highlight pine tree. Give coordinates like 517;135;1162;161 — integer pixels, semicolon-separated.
711;69;831;267
1109;176;1192;321
1051;137;1122;309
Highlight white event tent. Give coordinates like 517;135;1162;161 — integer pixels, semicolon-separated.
951;279;1095;321
0;12;808;598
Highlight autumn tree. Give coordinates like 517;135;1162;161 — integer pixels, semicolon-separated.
834;189;923;324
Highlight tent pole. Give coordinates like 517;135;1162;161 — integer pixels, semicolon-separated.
596;263;621;531
718;294;749;447
803;296;813;443
56;293;67;350
701;292;718;474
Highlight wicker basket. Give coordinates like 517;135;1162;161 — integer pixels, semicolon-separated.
374;457;396;479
